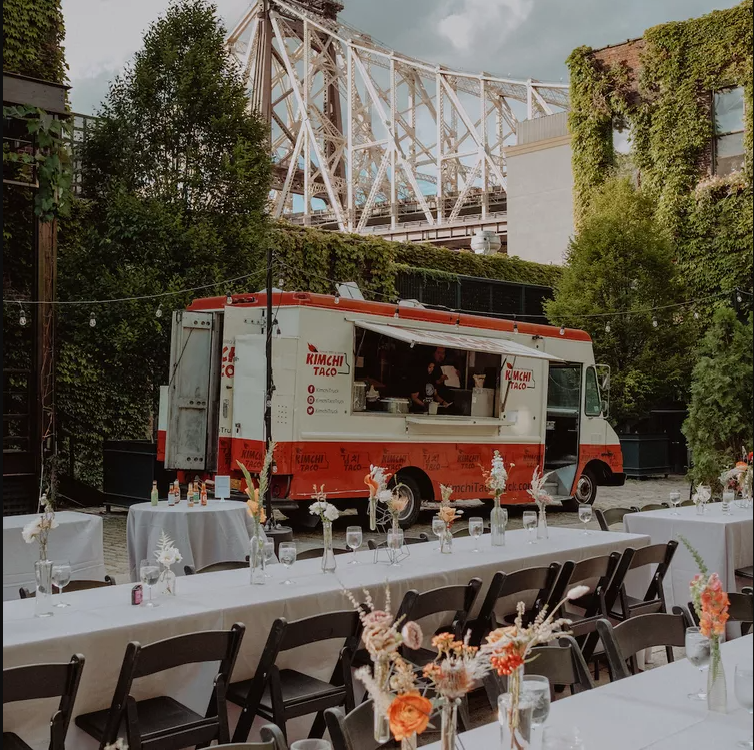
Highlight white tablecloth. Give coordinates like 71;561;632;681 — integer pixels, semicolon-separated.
424;635;753;749
126;500;256;581
3;527;649;749
624;503;754;608
2;512;106;602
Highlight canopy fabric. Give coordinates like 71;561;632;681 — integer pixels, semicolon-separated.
351;319;563;361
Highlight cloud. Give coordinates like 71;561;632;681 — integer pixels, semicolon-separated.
437;0;534;53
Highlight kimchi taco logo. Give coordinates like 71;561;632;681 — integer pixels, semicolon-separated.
304;344;350;378
503;361;535;390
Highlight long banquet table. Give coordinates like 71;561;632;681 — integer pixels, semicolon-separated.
2;511;107;602
2;527;650;749
624;502;754;608
425;634;753;749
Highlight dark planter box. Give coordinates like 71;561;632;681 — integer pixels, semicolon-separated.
618;434;671;478
103;440;176;511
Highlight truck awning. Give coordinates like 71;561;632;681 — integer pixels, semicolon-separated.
351;319;563;361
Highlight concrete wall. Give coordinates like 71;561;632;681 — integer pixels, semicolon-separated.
505;114;574;266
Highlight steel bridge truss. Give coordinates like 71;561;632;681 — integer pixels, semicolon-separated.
227;0;569;233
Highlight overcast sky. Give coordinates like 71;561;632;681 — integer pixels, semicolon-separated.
62;0;738;116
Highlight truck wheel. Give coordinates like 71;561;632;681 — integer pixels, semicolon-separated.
391;474;422;529
562;467;598;511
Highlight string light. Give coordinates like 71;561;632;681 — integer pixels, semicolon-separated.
513;320;518;334
393;306;399;319
226;293;233;305
605;322;611;333
693;310;700;320
89;311;97;328
652;317;658;328
155;305;163;318
736;291;743;303
559;326;565;336
18;307;27;327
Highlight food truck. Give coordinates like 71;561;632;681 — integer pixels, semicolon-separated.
157;291;624;527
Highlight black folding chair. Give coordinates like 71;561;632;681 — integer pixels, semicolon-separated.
184;559;249;575
325;700;393;750
367;533;429;550
3;654;85;750
229;610;361;743
75;624;245;749
296;547;350;560
213;724;288;749
594;507;639;531
19;575;116;599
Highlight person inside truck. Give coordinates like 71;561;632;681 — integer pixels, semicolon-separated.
409;361;450;413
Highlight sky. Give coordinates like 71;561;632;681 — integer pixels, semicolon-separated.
62;0;738;116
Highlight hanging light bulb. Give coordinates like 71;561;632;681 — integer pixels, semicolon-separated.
278;278;284;288
652;317;658;328
693;310;700;320
559;326;565;336
605;322;611;333
19;308;27;327
513;321;518;334
226;293;233;305
393;306;399;319
736;291;743;303
89;311;97;328
155;304;163;318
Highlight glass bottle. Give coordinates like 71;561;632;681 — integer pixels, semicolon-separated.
490;499;507;546
321;520;337;573
150;480;159;507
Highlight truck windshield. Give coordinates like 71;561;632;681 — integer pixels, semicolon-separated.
547;365;581;413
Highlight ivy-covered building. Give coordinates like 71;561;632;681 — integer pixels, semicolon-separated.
567;1;753;313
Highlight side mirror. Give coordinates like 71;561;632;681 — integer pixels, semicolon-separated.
601;399;610;417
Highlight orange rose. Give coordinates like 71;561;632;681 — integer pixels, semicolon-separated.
364;473;379;496
388;692;432;741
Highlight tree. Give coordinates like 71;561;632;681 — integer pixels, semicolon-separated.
544;178;695;429
56;0;271;486
682;308;753;486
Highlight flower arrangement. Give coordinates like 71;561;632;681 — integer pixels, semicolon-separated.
527;466;554;538
483;450;514;502
381;485;409;531
155;531;182;595
237;441;276;527
692;483;711;512
481;585;589;749
679;534;729;704
365;465;391;531
436;485;462;553
721;448;753;502
22;493;58;561
309;485;340;523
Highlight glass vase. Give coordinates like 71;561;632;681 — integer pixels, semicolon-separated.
722;490;734;514
537;508;548;540
321;520;337;573
490;502;507;547
34;560;54;618
439;697;460;750
373;658;392;743
498;690;534;750
707;643;727;713
159;565;176;596
250;521;266;585
369;495;377;531
400;733;418;750
440;525;453;554
696;501;705;515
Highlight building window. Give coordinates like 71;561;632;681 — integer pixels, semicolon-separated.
713;87;745;175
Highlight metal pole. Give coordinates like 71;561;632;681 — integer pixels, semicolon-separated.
264;243;275;528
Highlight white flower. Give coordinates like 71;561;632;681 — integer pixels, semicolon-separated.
22;517;42;544
323;505;340;522
377;489;393;504
310;499;340;522
692;484;711;505
566;585;591;601
309;500;327;516
156;546;182;567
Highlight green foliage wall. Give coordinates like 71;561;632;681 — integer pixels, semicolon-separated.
567;2;753;321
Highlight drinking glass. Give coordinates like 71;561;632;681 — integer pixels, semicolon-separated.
279;542;297;585
346;526;363;564
735;663;754;748
578;504;593;534
468;517;484;551
263;541;275;577
542;726;585;749
51;561;72;607
432;516;446;550
523;511;538;543
669;491;681;514
387;528;404;565
290;740;332;750
685;626;710;700
140;559;160;607
523;675;551;730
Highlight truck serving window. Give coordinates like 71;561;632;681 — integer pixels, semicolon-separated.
584;366;602;417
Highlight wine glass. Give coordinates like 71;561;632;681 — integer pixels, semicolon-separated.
52;561;72;608
263;541;275;577
578;504;593;534
523;511;538;543
685;626;710;700
432;516;446;550
279;542;296;585
468;517;484;551
523;675;551;733
735;663;754;748
669;491;681;515
346;526;363;564
140;559;160;607
387;528;404;565
542;726;585;749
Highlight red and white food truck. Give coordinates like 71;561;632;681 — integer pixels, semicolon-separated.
158;291;624;527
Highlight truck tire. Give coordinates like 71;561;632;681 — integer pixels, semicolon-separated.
562;467;598;511
391;474;423;529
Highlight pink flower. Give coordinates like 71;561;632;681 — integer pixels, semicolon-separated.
566;585;591;600
401;621;423;650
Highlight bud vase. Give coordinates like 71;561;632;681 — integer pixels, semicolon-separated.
440;697;460;750
369;495;377;531
373;658;392;743
696;501;705;515
250;522;266;585
400;733;418;750
321;520;337;573
440;525;453;554
722;490;734;515
490;502;507;547
34;560;54;618
537;508;548;540
159;565;177;596
707;643;727;713
498;666;533;750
